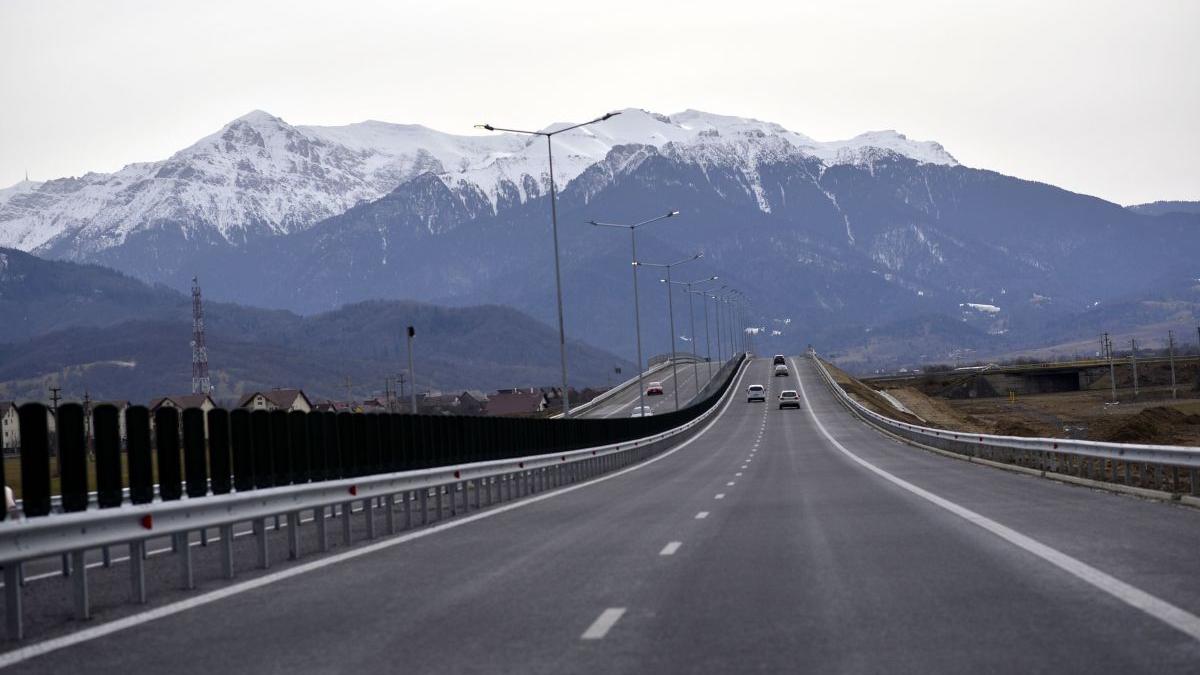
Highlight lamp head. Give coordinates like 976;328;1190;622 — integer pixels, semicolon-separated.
475;124;495;131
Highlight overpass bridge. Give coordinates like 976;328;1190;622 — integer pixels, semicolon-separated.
0;356;1198;672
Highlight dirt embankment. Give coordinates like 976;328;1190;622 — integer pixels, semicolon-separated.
886;387;993;434
820;360;925;426
1090;407;1200;445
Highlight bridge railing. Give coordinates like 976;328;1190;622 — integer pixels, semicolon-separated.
809;353;1200;497
0;354;747;641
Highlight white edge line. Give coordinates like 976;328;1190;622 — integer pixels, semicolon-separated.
792;357;1200;644
0;361;752;669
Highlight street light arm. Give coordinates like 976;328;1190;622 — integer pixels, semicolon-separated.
478;111;621;138
475;124;543;136
549;111;623;135
589;220;633;230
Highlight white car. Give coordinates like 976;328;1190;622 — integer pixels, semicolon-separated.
778;390;801;409
774;364;789;377
630;405;654;418
746;384;766;402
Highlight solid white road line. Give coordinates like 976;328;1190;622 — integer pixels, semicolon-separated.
581;608;627;640
0;363;757;669
659;542;682;556
792;357;1200;644
695;512;709;519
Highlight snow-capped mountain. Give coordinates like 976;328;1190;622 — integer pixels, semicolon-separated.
0;108;954;255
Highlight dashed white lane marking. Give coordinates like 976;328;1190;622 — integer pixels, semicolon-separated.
741;465;748;470
715;493;726;500
582;608;627;640
735;472;743;477
659;541;683;556
726;481;736;486
695;511;709;519
792;357;1200;645
0;365;762;669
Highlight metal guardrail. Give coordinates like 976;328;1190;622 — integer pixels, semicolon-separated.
0;355;748;641
809;353;1200;495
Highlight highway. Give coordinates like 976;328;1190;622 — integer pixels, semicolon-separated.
579;356;719;419
4;356;1200;672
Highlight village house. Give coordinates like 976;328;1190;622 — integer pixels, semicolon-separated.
486;388;550;417
149;394;218;435
0;402;17;450
237;389;313;413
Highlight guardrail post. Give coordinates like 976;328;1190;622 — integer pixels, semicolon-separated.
342;502;352;545
220;524;235;579
365;497;376;540
130;541;146;604
1191;469;1199;496
178;532;195;589
385;494;396;535
5;564;22;640
316;506;329;552
420;489;429;524
70;549;90;619
254;518;270;569
404;492;413;529
288;512;301;559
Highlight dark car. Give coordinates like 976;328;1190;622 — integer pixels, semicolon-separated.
773;354;786;366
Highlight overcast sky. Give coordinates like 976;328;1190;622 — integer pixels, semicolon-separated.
1;0;1196;205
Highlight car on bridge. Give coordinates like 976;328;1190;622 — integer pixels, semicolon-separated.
773;354;786;365
645;382;664;396
746;384;766;402
774;364;789;377
778;390;801;409
630;405;654;417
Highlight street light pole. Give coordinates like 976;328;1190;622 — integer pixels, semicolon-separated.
667;275;717;401
640;254;701;410
590;211;680;417
476;111;622;416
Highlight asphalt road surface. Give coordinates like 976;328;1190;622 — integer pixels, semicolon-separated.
580;356;721;419
5;356;1200;673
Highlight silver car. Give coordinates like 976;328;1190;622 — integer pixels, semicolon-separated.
747;384;766;402
630;405;654;418
774;364;789;377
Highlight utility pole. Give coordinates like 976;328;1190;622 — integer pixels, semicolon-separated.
1129;337;1139;398
1168;330;1178;399
406;326;418;414
1104;333;1116;403
343;377;353;403
397;372;407;411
